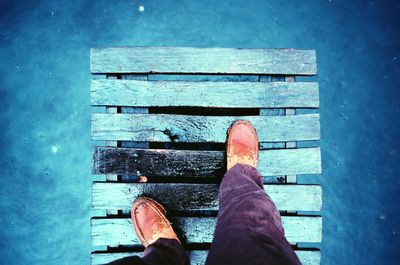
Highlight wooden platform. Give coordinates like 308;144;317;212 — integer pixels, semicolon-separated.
90;47;322;265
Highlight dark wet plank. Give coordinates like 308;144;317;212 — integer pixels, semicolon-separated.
90;47;317;75
91;250;321;265
91;216;322;246
91;113;320;142
90;79;319;108
92;147;322;177
92;183;322;212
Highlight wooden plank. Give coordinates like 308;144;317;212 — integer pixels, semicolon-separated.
91;113;320;142
92;183;322;212
90;80;319;108
90;47;317;75
92;147;322;176
91;216;322;246
91;250;321;265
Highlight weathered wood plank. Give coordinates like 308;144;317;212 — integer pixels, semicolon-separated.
91;216;322;246
92;183;322;212
91;249;321;265
92;147;322;176
91;113;320;142
90;80;319;108
90;47;317;75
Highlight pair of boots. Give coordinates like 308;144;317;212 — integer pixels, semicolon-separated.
114;120;301;265
133;120;258;247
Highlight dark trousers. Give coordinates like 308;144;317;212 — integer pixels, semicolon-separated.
107;163;301;265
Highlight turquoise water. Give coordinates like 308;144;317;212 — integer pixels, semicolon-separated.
0;0;399;264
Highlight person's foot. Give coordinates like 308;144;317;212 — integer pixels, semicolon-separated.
226;120;259;170
131;197;180;247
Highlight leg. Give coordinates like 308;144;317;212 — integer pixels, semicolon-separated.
142;238;188;265
206;164;301;265
106;238;187;265
206;120;301;265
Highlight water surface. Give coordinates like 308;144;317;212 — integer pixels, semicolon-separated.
0;0;399;264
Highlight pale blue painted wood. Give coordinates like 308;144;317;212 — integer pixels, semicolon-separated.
92;183;322;212
91;113;320;142
91;216;322;246
90;47;317;75
90;80;319;108
90;46;322;265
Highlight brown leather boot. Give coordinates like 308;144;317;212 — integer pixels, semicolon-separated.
131;197;180;247
226;120;259;170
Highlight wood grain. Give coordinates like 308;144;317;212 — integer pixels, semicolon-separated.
91;113;320;142
91;216;322;246
90;47;317;75
90;79;319;108
92;147;322;176
92;183;322;212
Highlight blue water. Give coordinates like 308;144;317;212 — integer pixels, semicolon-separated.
0;0;399;264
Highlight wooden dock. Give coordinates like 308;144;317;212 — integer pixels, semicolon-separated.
90;47;322;265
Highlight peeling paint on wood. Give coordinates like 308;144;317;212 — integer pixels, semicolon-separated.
90;47;317;75
90;79;319;108
91;216;322;246
92;182;322;212
91;113;320;142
